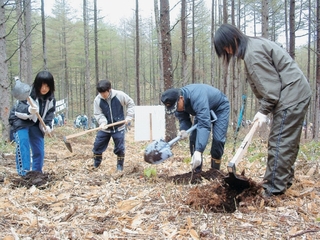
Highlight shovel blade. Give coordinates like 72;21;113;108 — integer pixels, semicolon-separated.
144;139;173;164
63;136;73;152
12;79;31;101
224;171;250;191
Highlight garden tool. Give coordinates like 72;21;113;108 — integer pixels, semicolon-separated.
144;124;197;164
224;120;259;190
63;120;126;152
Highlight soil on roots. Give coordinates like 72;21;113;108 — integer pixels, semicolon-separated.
166;168;264;213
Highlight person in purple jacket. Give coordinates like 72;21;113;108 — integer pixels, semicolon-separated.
214;23;312;197
161;84;230;173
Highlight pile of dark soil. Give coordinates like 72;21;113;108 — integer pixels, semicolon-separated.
168;169;264;213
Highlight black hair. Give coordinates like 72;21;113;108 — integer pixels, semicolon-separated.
33;71;55;98
214;23;249;64
97;79;111;93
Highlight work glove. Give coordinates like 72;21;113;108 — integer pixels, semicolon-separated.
178;130;188;139
28;106;39;115
125;116;132;125
190;151;202;170
40;125;52;134
253;112;268;127
100;123;108;129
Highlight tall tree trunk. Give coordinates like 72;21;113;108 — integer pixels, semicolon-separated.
191;0;195;83
16;0;32;83
181;0;188;85
285;0;289;50
94;0;99;94
154;0;164;103
0;0;10;141
261;0;269;38
289;0;296;59
160;0;176;140
135;0;141;105
41;0;47;69
83;0;91;124
313;0;320;140
210;0;215;86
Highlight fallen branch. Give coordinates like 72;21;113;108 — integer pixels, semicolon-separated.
289;229;319;238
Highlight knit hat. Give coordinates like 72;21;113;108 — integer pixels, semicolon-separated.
161;88;180;114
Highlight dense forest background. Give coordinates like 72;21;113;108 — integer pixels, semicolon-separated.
0;0;319;141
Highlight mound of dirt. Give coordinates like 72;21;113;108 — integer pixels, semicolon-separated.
167;169;264;213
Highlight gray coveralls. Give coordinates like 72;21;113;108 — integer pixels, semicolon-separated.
244;37;312;194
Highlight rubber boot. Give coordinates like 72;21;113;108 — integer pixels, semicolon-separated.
93;154;102;168
117;156;124;171
211;158;221;170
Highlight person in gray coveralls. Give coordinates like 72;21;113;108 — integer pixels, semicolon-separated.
214;23;312;196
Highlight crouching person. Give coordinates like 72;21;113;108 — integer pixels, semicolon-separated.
92;80;135;171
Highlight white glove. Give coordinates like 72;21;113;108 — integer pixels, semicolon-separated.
40;125;52;134
100;123;108;129
190;151;202;170
253;112;268;127
125;116;132;125
28;106;38;115
178;130;188;139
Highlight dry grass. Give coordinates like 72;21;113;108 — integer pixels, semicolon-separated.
0;123;320;239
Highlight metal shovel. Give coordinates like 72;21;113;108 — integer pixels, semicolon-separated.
224;120;259;190
63;120;126;152
12;77;52;137
144;124;197;164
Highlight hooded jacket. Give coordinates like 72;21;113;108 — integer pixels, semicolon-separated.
9;86;56;132
244;38;312;115
93;89;135;133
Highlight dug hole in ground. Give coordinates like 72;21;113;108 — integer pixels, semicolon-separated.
0;122;320;239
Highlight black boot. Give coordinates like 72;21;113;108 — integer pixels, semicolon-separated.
211;158;221;170
117;156;124;171
93;154;102;168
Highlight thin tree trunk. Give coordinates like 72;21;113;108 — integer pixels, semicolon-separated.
0;0;10;141
83;0;91;123
289;0;296;59
154;0;164;102
135;0;141;105
313;0;320;140
181;0;187;85
261;0;269;38
94;0;99;94
41;0;47;69
160;0;176;141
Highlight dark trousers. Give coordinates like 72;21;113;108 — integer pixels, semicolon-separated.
263;97;310;194
92;129;125;157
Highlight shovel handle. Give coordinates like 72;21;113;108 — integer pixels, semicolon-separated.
64;120;126;140
27;97;52;137
168;124;198;146
227;120;259;173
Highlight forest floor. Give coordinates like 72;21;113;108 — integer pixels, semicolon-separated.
1;122;320;239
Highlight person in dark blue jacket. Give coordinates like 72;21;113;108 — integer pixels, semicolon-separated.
161;84;230;173
8;71;56;176
92;80;135;171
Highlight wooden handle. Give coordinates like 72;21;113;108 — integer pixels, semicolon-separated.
27;97;52;137
227;120;259;172
65;120;126;140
